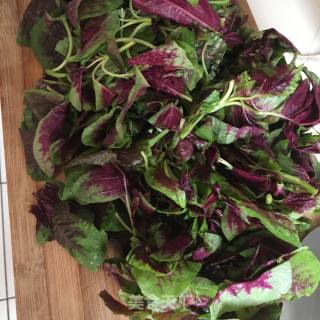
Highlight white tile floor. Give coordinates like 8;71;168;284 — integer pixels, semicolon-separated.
0;106;16;320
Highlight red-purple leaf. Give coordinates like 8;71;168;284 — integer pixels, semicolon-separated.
144;66;188;100
30;183;60;230
149;104;182;132
69;69;84;111
284;193;317;213
221;203;250;241
66;0;81;28
150;233;193;261
175;139;194;161
203;185;220;210
231;168;278;195
129;42;202;91
33;103;69;177
179;171;194;200
192;247;210;261
99;290;134;315
282;79;320;126
133;0;220;31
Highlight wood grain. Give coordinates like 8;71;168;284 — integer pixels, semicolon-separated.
0;1;255;319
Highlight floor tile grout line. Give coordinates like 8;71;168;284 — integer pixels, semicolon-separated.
0;297;15;303
0;106;10;320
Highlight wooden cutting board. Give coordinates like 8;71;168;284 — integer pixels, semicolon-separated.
0;1;255;319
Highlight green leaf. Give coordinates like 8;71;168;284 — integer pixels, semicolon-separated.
75;10;120;62
237;304;283;320
30;15;66;69
284;249;320;300
170;27;196;47
190;277;218;298
239;203;301;247
36;225;52;245
131;260;201;300
24;88;64;120
187;0;199;6
210;262;292;319
198;32;227;78
66;150;117;168
62;165;91;200
20;125;47;181
55;37;70;56
101;204;125;232
127;67;150;108
195;116;260;144
78;0;123;20
17;0;58;46
204;233;222;254
52;203;107;271
144;168;187;208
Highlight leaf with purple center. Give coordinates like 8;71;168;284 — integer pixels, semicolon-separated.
149;104;183;132
144;167;187;208
33;103;69;177
150;232;193;262
221;203;251;241
65;163;127;204
81;108;116;147
239;203;300;247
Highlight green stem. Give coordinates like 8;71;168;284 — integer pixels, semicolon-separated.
140;151;149;171
50;18;73;72
119;41;136;53
217;157;233;170
130;21;152;38
180;113;205;140
101;61;134;79
116;37;156;49
91;59;108;81
86;56;106;69
129;0;141;19
117;18;151;33
201;42;210;78
220;80;235;104
45;70;68;78
281;173;318;196
209;0;230;5
115;213;135;235
148;130;170;147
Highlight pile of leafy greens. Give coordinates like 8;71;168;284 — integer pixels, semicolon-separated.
18;0;320;319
